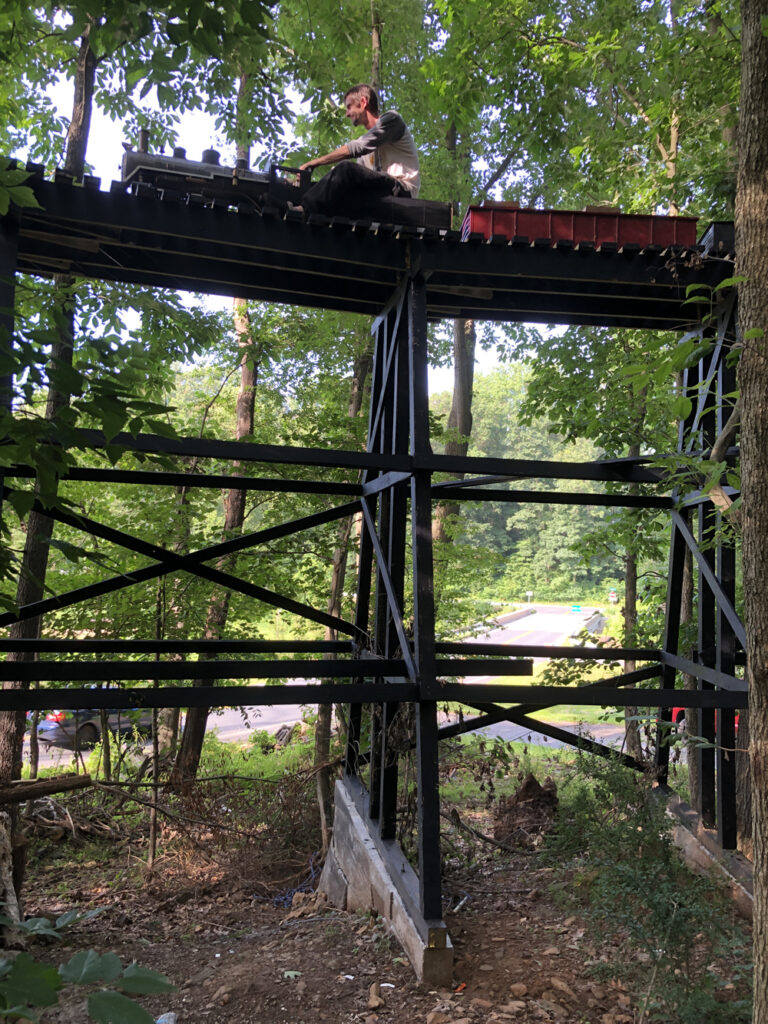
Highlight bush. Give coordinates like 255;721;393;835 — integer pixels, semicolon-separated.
545;752;751;1022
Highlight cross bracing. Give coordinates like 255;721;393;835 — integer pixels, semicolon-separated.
0;170;744;945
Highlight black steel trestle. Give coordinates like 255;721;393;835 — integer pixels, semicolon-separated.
0;178;745;928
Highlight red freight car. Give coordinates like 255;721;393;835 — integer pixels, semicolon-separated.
461;202;698;248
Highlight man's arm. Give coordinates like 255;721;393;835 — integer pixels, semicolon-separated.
299;144;351;172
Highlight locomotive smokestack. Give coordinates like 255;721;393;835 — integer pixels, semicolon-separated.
138;129;150;154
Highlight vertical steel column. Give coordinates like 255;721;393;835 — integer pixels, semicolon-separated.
379;296;411;840
657;348;706;782
697;349;720;826
408;275;442;921
368;311;397;821
347;310;389;782
656;506;688;783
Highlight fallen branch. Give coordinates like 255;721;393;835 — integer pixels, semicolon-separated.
0;773;92;805
441;807;525;854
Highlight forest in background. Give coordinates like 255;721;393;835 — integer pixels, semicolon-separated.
0;0;744;861
0;0;740;656
6;1;768;1016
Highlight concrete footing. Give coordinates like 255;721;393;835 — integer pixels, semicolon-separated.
318;777;453;987
666;792;753;920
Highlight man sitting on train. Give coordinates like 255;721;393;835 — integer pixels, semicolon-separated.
293;84;420;218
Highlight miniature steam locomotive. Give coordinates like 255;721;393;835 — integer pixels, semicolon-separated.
119;138;454;229
120;137;310;211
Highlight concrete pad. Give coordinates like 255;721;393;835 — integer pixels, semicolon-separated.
319;777;453;987
666;792;753;920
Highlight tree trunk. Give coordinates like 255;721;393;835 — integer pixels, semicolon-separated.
736;711;752;859
99;709;112;782
0;28;95;910
370;1;382;94
433;317;476;542
314;344;372;854
170;295;257;789
622;547;643;760
315;516;354;856
26;708;40;782
734;1;768;1016
621;431;645;760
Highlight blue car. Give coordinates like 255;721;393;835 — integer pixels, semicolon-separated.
34;708;154;749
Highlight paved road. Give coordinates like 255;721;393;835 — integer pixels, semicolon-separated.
478;604;604;651
452;605;622;747
27;703;309;770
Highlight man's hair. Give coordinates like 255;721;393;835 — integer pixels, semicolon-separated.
344;84;380;116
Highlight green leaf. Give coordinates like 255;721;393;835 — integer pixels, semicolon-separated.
55;908;103;930
88;989;155;1024
119;963;175;995
46;538;92;564
11;915;63;940
6;184;38;209
6;489;35;520
712;275;745;292
671;396;693;420
59;950;122;985
0;952;61;1008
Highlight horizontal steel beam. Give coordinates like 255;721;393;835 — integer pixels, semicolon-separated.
0;639;351;654
428;683;747;708
0;658;406;683
37;429;670;484
431;486;672;509
0;682;420;712
6;465;362;496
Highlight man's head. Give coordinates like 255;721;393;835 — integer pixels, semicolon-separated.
344;84;380;127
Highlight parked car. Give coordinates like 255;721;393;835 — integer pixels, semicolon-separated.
35;708;154;749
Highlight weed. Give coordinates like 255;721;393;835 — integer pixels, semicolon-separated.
544;751;751;1021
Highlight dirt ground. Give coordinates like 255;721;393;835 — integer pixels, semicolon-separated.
27;854;637;1024
16;765;750;1024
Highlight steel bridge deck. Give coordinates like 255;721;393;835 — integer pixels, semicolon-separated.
15;173;728;328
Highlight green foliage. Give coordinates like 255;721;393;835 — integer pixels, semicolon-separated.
0;163;38;216
546;753;751;1021
0;913;173;1023
431;365;629;605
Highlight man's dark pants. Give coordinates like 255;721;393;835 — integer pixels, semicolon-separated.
301;161;409;216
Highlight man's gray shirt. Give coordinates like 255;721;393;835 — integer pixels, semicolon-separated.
345;110;421;196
